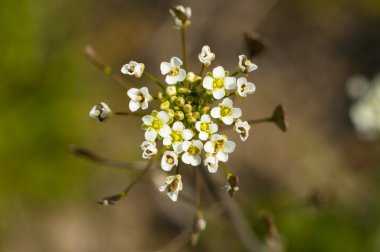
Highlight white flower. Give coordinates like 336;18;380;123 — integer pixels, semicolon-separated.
127;87;153;112
161;151;178;171
210;98;242;125
204;154;219;173
169;5;191;29
159;174;183;201
140;141;157;159
163;121;193;153
121;61;145;78
204;134;236;163
142;111;172;141
236;77;256;98
195;114;218;141
203;66;236;99
181;140;203;166
160;57;187;85
238;55;257;74
234;119;251;141
198;45;215;67
89;102;112;122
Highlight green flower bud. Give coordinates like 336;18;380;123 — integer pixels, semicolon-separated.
183;104;192;113
169;95;177;103
175;97;185;106
185;96;194;104
166;86;177;96
174;111;184;121
178;87;190;94
200;106;211;114
187;114;197;124
174;106;180;111
157;91;165;102
193;111;200;119
167;109;175;118
160;100;170;110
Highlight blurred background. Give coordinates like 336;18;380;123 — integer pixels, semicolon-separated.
1;0;380;251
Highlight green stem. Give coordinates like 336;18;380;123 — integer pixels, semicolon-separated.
176;162;181;175
221;162;232;177
181;28;187;69
144;72;165;89
247;117;272;125
199;64;205;76
230;70;239;77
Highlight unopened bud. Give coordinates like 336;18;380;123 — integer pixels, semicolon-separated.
178;87;190;94
200;106;210;114
89;102;112;122
166;86;177;96
186;72;201;83
157;91;165;102
174;111;185;121
183;104;192;113
160;100;170;110
167;109;175;118
193;111;200;119
187;114;197;124
175;97;185;106
185;96;194;104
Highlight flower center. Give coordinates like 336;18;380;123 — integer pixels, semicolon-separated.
213;78;224;89
214;139;225;152
171;131;182;142
167;178;179;192
238;127;247;137
188;145;200;155
200;122;209;132
166;156;174;164
136;94;144;101
151;118;163;131
170;67;180;76
220;106;231;117
128;65;135;73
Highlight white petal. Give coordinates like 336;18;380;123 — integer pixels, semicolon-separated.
172;121;184;131
140;87;149;96
159;185;167;192
204;141;215;153
161;158;174;172
210;107;221;118
232;108;242;118
141;101;149;110
201;114;211;122
171;57;183;67
178;69;186;82
129;100;140;112
182;129;193;140
191;155;201;166
213;89;226;100
216;151;228;162
127;88;139;99
173;142;183;153
237;77;246;86
222;116;234;125
222;98;233;107
157;111;170;123
224;141;236;153
203;76;213;90
142;115;154;125
160;62;171;75
181;152;192;164
193;140;203;150
166;75;178;85
159;124;171;138
224;77;236;90
199;131;209;141
167;189;179;201
181;141;191;151
163;137;172;146
209;123;218;134
195;121;201;132
145;128;157;141
213;66;225;78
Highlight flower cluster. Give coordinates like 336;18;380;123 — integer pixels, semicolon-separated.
89;5;258;202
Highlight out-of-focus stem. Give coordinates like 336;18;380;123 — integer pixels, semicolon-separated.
144;71;165;89
247;117;272;125
115;112;148;117
181;28;187;69
199;64;205;77
84;45;131;89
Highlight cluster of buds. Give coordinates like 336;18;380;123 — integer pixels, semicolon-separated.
89;5;259;202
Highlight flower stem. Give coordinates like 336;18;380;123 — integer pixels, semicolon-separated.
221;162;232;177
181;28;187;69
230;71;239;77
247;117;272;125
144;72;165;89
199;64;205;77
115;112;148;116
176;162;181;175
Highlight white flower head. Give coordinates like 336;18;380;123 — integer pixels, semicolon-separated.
195;114;218;141
234;119;251;141
121;61;145;78
140;141;158;159
203;66;236;100
127;87;153;112
181;140;203;166
236;77;256;98
204;154;219;173
211;98;242;125
163;121;193;153
142;111;172;141
159;174;183;201
204;134;236;163
160;57;186;85
169;5;191;29
198;45;215;67
161;151;179;171
89;102;112;122
238;55;257;74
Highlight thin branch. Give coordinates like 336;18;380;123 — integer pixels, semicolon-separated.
181;28;187;69
144;72;165;89
115;112;148;117
199;167;262;252
84;45;132;89
68;145;142;170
